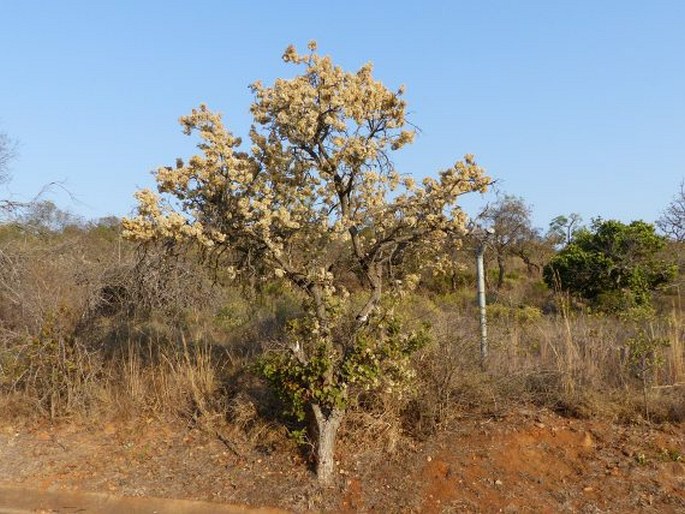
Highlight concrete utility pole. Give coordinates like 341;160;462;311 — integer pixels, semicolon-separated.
473;226;494;369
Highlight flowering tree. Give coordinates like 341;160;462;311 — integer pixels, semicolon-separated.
123;43;489;483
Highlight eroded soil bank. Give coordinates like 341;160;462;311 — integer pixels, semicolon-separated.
1;408;683;513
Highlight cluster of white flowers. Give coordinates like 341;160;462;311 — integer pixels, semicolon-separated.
123;42;490;331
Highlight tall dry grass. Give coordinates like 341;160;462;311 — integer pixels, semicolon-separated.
407;291;685;428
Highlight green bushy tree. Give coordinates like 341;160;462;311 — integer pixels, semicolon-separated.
543;219;676;311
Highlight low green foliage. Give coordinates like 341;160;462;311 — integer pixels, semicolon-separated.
621;309;671;420
257;312;431;427
488;304;543;324
660;448;683;462
625;327;669;383
635;453;648;465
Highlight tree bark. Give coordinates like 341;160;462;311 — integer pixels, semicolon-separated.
496;254;506;290
312;404;344;485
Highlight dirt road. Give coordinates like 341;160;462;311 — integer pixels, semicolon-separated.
0;485;288;514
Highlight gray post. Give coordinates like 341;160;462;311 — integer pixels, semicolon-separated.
476;241;488;368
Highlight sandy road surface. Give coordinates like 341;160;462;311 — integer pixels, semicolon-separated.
0;485;288;514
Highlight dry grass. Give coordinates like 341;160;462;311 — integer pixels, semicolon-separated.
2;288;683;434
328;287;684;459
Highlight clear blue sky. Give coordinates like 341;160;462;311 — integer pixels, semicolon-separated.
1;0;684;229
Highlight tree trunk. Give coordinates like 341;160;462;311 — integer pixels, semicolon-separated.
496;254;506;290
522;256;540;276
312;404;344;485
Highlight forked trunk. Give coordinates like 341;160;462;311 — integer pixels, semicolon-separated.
312;404;344;485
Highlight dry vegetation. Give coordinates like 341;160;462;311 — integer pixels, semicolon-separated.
1;214;683;426
0;212;683;511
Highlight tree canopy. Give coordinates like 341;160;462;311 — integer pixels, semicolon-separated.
0;131;15;186
657;181;685;242
547;213;583;248
481;193;538;288
1;131;17;215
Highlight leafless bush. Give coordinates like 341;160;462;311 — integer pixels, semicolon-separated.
0;231;89;332
0;221;234;422
0;308;103;418
80;241;221;325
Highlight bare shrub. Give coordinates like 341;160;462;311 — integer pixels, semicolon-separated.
403;319;490;438
0;308;103;419
0;225;109;418
0;228;92;333
0;219;236;424
81;241;222;327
